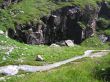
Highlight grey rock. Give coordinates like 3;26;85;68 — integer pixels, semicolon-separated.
99;34;108;43
50;44;60;47
65;40;74;47
56;41;66;46
36;55;44;61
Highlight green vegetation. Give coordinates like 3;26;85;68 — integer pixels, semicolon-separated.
0;0;101;31
97;17;110;29
97;17;110;36
0;0;110;82
104;29;110;36
0;34;109;66
0;0;108;66
0;34;87;66
3;52;110;82
81;35;109;49
77;21;86;29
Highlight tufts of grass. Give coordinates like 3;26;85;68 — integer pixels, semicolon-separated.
104;29;110;36
0;35;87;66
0;0;102;31
0;34;109;66
4;52;110;82
81;35;110;49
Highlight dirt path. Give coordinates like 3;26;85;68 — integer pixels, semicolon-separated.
0;50;110;76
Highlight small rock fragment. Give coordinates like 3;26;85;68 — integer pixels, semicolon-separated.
50;44;60;47
36;55;44;61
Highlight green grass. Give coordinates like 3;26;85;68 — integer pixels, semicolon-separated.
0;33;109;66
0;35;87;66
0;0;110;82
104;29;110;36
0;0;102;31
81;35;110;49
3;52;110;82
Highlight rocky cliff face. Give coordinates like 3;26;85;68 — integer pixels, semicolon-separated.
7;1;110;45
0;0;22;9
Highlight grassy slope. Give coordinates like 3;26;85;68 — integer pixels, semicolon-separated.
0;0;100;31
0;0;108;66
0;33;109;66
0;34;87;66
0;0;110;82
4;53;110;82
